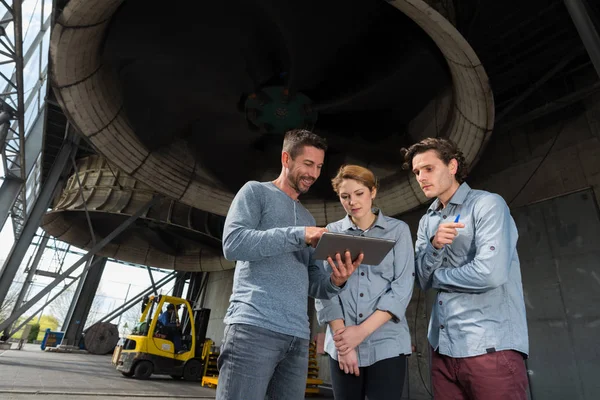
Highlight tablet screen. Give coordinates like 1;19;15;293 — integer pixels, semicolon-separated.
313;232;395;265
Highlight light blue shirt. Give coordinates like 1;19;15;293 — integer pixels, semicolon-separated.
315;210;415;367
415;182;529;358
222;181;343;340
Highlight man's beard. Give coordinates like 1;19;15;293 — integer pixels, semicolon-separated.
288;173;314;194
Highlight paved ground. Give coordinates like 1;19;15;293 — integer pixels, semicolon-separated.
0;344;331;399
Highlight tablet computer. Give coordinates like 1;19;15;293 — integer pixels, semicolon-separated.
313;232;395;266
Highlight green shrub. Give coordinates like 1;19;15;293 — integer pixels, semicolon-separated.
27;324;40;343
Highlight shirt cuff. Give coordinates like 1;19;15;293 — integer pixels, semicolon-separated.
294;226;307;247
328;277;345;293
316;305;344;325
377;298;401;323
425;240;445;266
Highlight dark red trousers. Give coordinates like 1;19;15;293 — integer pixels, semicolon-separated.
431;348;529;400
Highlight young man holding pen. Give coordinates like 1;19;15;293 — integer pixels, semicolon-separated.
402;138;529;400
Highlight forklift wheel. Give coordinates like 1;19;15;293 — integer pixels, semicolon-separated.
183;359;203;381
133;360;154;380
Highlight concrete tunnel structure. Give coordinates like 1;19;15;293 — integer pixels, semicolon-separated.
47;0;494;269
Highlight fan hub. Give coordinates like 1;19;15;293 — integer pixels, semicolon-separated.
245;86;318;134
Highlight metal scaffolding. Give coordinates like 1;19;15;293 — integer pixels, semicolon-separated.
0;0;52;239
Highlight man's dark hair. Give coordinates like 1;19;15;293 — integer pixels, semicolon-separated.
401;137;468;183
282;129;328;159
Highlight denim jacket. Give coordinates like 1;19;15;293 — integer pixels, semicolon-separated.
415;183;529;358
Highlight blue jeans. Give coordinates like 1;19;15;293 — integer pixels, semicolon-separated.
216;323;309;400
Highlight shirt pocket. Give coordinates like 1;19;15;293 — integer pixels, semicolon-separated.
449;219;475;256
368;250;394;282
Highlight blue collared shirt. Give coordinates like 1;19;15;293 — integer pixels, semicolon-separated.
415;183;529;358
315;210;415;367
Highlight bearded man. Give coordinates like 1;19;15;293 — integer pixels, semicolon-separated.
217;129;362;400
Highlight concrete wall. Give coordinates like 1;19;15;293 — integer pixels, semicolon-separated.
512;188;600;400
469;93;600;210
202;269;235;345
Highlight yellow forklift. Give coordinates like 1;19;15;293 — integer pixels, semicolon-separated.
112;294;211;380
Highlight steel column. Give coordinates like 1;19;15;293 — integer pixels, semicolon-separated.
9;0;28;239
60;256;107;346
565;0;600;78
0;175;21;229
172;271;187;298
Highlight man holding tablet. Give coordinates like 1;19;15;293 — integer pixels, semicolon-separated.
403;137;529;400
217;129;363;400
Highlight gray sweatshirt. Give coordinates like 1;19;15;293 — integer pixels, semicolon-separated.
222;181;342;339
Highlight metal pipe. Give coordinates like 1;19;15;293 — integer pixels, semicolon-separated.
565;0;600;78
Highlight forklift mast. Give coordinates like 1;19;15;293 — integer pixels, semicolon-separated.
192;307;211;358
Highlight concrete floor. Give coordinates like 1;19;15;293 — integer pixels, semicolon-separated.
0;344;332;399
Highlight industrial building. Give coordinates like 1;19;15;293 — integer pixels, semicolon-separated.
0;0;599;399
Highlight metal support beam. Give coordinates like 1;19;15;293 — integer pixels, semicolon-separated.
34;269;76;280
496;48;585;122
497;80;600;131
566;0;600;78
90;271;177;327
0;175;21;229
1;235;48;336
0;195;160;334
186;272;205;307
0;6;51;238
147;266;158;296
71;153;96;245
60;256;101;331
10;0;28;239
172;271;187;298
0;134;79;310
27;238;169;272
7;257;104;338
60;256;107;346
